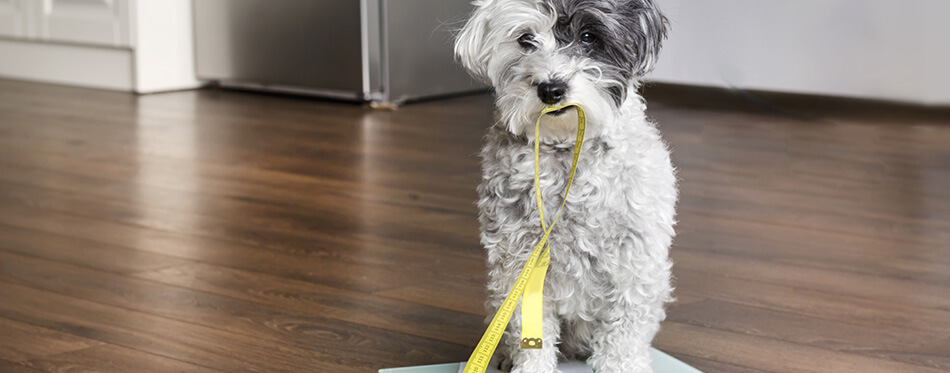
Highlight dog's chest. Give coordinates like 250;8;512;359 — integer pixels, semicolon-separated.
479;135;662;249
478;125;677;314
492;139;638;230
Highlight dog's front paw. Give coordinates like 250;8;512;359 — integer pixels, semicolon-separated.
511;367;560;373
510;358;559;373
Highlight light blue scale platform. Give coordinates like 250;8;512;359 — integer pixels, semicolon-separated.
380;348;702;373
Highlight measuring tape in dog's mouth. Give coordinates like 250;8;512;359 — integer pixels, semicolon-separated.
463;104;586;373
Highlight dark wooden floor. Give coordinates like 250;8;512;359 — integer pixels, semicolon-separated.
0;78;948;373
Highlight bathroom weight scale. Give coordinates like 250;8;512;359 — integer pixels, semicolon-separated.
380;348;703;373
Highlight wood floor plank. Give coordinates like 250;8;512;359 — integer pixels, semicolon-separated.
0;97;485;195
0;202;459;294
0;135;479;217
0;224;188;275
22;344;223;373
132;263;485;345
678;194;950;248
680;170;950;233
668;299;950;370
0;142;484;265
0;318;102;363
0;217;484;346
673;249;950;311
0;360;44;373
655;322;948;373
0;282;358;373
373;281;488;316
0;172;478;255
675;220;950;287
672;269;950;334
0;175;482;275
0;251;473;370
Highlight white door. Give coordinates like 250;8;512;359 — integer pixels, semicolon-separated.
0;0;26;38
38;0;130;47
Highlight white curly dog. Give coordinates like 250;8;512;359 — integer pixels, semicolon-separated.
455;0;677;372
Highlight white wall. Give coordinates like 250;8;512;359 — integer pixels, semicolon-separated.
648;0;950;105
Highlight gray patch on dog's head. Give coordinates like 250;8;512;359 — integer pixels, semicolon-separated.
548;0;669;104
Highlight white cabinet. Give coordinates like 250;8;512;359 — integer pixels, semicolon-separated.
38;0;131;46
0;0;27;38
0;0;200;93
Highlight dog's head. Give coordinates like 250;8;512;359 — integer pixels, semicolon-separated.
456;0;668;139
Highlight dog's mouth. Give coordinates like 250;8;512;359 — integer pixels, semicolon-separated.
546;107;569;116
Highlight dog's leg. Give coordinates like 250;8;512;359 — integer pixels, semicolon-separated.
485;290;560;372
586;311;661;373
501;302;561;373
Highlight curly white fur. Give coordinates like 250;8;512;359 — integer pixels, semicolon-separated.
456;1;676;372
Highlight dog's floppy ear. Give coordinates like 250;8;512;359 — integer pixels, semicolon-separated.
621;0;669;75
455;0;495;83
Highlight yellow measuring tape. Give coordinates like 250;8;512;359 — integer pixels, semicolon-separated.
463;104;586;373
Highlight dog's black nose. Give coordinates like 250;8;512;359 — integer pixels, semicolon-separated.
537;81;568;105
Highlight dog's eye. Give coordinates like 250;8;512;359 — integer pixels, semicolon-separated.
579;32;597;45
517;33;536;48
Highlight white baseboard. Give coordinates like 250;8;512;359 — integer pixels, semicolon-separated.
0;38;135;91
0;37;203;93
